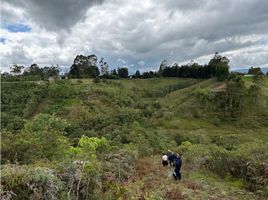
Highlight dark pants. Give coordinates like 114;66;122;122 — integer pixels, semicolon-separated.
162;160;168;167
173;170;181;180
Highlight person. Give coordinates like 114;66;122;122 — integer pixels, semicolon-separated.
162;153;168;167
168;151;177;167
173;154;182;181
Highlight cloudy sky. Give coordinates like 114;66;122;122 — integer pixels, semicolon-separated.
1;0;268;72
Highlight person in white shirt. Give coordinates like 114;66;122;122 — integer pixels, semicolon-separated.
162;153;168;167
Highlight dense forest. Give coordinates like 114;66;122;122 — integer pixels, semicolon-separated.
1;53;268;199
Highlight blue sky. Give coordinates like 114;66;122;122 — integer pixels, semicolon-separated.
4;23;31;33
0;38;6;44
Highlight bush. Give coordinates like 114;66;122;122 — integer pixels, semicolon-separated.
177;140;268;194
1;134;113;199
93;77;101;83
48;81;83;100
228;141;268;192
76;79;83;84
1;82;47;130
174;130;211;146
102;148;137;183
1;165;63;200
211;134;240;150
1;114;24;131
23;95;39;117
177;143;218;171
1;114;70;164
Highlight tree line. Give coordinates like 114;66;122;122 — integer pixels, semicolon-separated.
68;54;131;79
158;52;229;81
1;63;60;81
2;52;267;81
68;52;230;81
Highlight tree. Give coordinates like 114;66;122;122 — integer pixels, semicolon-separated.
208;52;230;81
69;64;80;78
133;70;141;78
111;69;117;76
179;65;191;78
106;69;118;79
215;63;229;81
42;64;60;79
117;67;128;78
1;72;11;77
69;135;107;161
69;55;100;78
225;74;247;118
24;63;41;76
99;57;109;77
68;135;107;199
84;55;100;78
248;67;263;75
142;71;156;78
190;63;203;78
10;64;24;75
158;60;168;76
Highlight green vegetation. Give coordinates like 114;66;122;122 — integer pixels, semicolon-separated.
1;75;268;199
1;82;48;130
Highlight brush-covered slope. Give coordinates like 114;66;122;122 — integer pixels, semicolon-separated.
1;77;268;199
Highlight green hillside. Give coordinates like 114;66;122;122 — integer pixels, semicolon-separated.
1;77;268;199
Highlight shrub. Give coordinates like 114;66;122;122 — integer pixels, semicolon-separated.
1;165;63;200
178;140;268;194
102;148;137;183
2;114;24;131
1;114;70;164
1;82;47;130
174;130;211;146
48;81;82;100
93;77;101;83
227;141;268;192
211;134;240;150
76;79;83;84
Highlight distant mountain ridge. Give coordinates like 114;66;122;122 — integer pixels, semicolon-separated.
232;67;268;74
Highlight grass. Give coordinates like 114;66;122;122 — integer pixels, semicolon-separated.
113;77;200;88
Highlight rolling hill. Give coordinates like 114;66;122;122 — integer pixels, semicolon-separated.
1;77;268;199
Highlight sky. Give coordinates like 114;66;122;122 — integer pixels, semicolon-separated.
1;0;268;73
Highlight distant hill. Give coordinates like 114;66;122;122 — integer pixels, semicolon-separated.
232;67;268;74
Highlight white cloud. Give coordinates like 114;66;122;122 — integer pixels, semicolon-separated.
138;61;145;66
117;58;127;65
1;0;268;72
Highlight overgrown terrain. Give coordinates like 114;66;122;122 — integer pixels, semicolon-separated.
1;76;268;199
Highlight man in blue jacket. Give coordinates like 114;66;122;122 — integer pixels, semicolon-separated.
173;154;182;180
